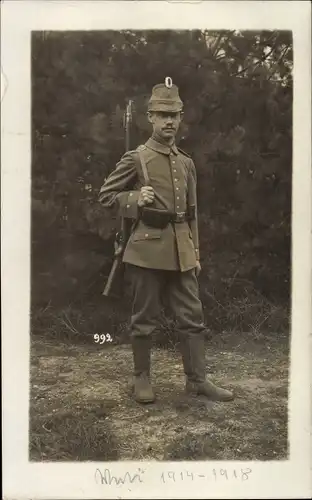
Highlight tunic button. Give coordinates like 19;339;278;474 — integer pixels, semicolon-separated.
126;204;130;208
177;196;180;200
172;161;176;164
145;233;149;238
177;205;180;209
176;187;179;191
173;169;177;173
129;192;133;196
175;178;178;182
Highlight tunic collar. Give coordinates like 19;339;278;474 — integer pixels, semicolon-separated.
145;137;178;156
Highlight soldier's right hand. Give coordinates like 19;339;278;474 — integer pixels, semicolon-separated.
138;186;155;207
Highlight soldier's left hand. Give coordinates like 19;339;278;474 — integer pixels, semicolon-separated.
195;260;201;276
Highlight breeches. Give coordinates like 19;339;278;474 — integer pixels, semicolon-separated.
126;264;206;338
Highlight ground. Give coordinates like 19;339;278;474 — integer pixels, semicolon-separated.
29;331;289;461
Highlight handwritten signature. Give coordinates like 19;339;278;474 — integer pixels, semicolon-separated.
95;467;253;487
95;468;144;486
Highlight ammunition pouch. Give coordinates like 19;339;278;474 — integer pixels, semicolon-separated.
138;205;195;229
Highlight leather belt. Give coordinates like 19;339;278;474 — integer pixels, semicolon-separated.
139;206;194;229
170;211;188;223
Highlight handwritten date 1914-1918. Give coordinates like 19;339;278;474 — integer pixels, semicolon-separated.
161;468;252;483
95;467;252;487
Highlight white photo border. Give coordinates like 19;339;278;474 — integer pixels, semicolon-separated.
2;1;311;498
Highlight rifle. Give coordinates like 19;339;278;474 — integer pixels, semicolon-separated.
102;99;134;298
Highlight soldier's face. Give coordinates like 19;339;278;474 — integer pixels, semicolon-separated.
148;111;182;140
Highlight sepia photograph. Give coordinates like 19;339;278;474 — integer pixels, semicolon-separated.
30;28;292;462
2;1;311;499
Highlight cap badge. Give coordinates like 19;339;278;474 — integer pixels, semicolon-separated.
165;76;173;89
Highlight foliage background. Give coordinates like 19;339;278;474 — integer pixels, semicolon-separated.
31;30;292;341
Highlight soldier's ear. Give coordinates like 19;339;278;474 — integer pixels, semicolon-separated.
147;112;154;124
147;111;155;124
180;111;184;121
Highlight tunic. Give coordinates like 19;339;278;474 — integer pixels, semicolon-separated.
99;137;200;272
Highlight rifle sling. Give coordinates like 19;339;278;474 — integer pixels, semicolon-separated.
137;149;150;186
137;149;168;209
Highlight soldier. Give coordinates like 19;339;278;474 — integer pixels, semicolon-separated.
99;78;234;404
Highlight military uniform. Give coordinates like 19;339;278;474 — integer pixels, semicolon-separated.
100;138;199;271
99;79;234;403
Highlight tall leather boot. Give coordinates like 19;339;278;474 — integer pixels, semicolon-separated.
179;335;234;402
131;336;155;403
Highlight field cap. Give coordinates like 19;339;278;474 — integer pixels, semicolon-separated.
148;77;183;112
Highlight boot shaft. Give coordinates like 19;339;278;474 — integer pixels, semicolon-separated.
180;334;234;401
179;334;206;383
131;336;155;403
131;335;152;376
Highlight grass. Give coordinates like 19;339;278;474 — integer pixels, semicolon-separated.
29;319;289;461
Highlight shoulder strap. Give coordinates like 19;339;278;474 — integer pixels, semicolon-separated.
177;146;191;158
136;145;150;186
177;147;192;175
135;144;168;209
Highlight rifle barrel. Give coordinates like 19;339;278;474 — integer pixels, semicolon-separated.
103;99;133;298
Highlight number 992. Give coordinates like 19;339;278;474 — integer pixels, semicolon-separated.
94;333;113;344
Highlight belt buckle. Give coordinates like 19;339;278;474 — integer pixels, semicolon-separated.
175;211;185;223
